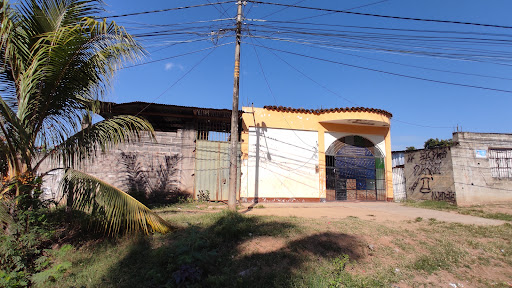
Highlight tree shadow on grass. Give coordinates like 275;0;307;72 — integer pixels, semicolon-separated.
104;211;366;287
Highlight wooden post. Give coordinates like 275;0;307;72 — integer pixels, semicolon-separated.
228;1;243;210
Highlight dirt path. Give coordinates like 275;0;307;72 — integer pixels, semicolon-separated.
241;202;507;225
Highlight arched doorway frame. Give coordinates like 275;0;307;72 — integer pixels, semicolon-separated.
325;135;386;201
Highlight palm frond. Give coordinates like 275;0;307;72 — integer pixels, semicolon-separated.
38;115;154;170
0;95;34;175
0;200;14;232
60;168;171;235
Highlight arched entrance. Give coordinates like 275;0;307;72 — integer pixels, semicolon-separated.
325;135;386;201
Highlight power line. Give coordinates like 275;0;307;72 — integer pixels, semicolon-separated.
248;34;512;81
249;35;454;129
122;41;233;69
247;1;512;29
247;27;319;150
247;42;512;93
119;18;235;29
249;34;357;106
286;0;390;22
259;0;307;19
246;34;512;66
206;0;233;21
249;19;512;39
134;45;222;117
392;119;452;129
104;1;234;19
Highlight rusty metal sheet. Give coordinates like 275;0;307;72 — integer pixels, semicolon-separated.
194;140;241;201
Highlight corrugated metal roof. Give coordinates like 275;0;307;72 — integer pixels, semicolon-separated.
263;105;392;118
392;152;405;168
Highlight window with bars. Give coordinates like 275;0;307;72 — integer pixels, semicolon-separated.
489;148;512;178
197;121;231;142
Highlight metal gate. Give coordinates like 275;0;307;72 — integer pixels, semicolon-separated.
392;167;406;202
194;140;241;201
326;136;386;201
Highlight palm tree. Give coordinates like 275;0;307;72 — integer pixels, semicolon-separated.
0;0;170;235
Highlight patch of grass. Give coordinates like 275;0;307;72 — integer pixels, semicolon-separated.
33;208;512;287
404;200;457;211
321;254;398;288
460;210;512;221
49;211;357;287
404;201;512;222
415;217;423;222
411;240;467;274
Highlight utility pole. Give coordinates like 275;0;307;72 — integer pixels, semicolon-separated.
228;1;244;210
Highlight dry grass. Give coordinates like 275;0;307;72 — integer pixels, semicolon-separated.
35;203;512;288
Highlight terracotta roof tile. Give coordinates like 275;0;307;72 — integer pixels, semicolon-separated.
263;105;392;118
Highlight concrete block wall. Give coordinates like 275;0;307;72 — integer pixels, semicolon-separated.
404;147;456;203
452;132;512;206
40;129;197;202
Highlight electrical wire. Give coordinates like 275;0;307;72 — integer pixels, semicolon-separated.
247;1;512;29
247;42;512;93
248;34;512;81
104;1;234;19
249;34;455;129
123;41;234;69
246;33;512;67
259;0;307;19
286;0;390;22
134;45;222;117
206;0;233;20
248;33;357;105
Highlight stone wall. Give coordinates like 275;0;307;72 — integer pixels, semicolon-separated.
40;129;196;203
452;132;512;206
404;147;456;203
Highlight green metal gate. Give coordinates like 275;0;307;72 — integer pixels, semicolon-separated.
194;140;241;201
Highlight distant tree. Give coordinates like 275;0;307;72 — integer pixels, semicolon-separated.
424;138;453;149
406;146;416;151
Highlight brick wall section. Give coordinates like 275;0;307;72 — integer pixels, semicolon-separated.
40;130;196;202
404;147;456;203
451;132;512;206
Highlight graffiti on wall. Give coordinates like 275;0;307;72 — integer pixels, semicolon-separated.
406;148;455;203
431;191;456;203
413;149;448;176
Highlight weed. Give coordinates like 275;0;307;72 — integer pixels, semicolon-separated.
415;217;423;222
326;254;397;288
197;190;210;202
411;240;467;274
405;200;457;211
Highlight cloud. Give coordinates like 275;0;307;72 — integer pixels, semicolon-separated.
164;62;184;71
164;62;174;71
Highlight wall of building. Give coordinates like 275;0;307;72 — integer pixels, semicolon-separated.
41;130;196;203
404;147;456;203
240;126;319;201
241;106;393;202
452;132;512;206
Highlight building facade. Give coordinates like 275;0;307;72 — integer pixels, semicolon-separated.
395;132;512;206
41;101;236;203
240;106;393;203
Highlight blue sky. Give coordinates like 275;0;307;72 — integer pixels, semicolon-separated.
100;0;512;150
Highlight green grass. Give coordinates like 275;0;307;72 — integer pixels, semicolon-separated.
411;240;467;273
24;208;512;288
459;209;512;221
404;200;458;211
403;200;512;221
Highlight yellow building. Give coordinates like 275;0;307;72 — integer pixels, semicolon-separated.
240;105;393;202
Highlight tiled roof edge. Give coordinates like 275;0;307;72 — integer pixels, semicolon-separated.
263;105;392;118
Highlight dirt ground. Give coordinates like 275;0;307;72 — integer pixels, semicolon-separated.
240;202;508;225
